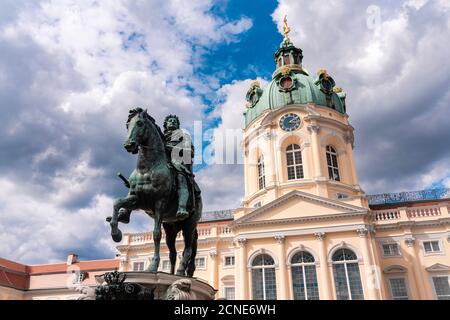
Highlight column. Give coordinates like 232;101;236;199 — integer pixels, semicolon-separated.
404;237;427;299
314;232;333;300
275;235;289;300
209;250;218;295
236;238;248;300
356;228;380;300
243;146;249;198
344;132;359;185
266;129;277;186
307;124;324;178
308;124;327;197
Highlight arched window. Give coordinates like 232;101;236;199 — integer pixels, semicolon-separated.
286;144;304;180
326;146;340;181
291;251;319;300
251;254;277;300
283;53;291;65
257;156;265;190
332;249;364;300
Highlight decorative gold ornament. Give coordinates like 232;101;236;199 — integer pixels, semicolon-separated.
250;80;261;89
280;65;291;76
333;87;343;93
317;68;329;80
283;15;291;42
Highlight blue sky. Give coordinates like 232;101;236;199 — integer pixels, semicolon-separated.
0;0;450;264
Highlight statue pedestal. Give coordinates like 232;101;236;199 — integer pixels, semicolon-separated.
78;271;217;300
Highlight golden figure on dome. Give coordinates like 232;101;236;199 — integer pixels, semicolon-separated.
283;15;291;42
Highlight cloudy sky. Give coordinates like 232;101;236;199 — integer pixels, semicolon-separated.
0;0;449;264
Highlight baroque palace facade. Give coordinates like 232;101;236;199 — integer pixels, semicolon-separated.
114;34;450;301
1;30;450;301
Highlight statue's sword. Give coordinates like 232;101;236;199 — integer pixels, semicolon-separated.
191;170;196;211
117;172;130;189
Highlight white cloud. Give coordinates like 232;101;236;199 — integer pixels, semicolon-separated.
0;0;252;264
272;0;450;194
0;177;115;264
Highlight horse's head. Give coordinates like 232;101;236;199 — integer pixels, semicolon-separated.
124;108;147;154
124;108;165;154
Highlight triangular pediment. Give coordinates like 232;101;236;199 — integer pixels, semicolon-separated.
233;191;367;226
426;263;450;272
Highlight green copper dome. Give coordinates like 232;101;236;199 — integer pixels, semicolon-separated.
244;39;347;128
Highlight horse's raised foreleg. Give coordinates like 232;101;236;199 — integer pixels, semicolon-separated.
108;195;138;243
148;209;162;273
163;223;178;275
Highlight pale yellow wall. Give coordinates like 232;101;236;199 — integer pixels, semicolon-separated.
243;103;364;209
113;100;450;301
0;286;24;300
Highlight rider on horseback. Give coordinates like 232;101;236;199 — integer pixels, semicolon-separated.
163;115;196;221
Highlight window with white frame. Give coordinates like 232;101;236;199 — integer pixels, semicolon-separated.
432;276;450;300
326;146;340;182
224;256;235;267
286;144;304;180
224;287;235;300
72;271;86;285
389;278;409;300
133;262;145;271
195;257;206;269
337;193;349;200
251;254;277;300
290;251;319;300
423;241;441;254
257;156;266;190
162;260;171;271
382;243;401;257
332;248;364;300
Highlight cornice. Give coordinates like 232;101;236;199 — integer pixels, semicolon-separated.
117;236;234;251
232;211;368;230
374;218;450;231
234;223;372;241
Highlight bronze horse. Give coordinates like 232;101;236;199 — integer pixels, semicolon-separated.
107;108;202;277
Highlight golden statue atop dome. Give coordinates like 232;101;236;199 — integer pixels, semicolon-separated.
283;15;291;42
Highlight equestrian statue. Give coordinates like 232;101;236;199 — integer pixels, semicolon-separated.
106;108;202;278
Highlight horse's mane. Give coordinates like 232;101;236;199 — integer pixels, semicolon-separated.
127;108;165;142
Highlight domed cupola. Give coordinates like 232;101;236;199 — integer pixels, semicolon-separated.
244;17;348;128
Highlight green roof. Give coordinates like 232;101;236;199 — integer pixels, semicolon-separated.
244;39;347;128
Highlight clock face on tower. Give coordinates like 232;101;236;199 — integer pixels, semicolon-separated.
279;113;301;132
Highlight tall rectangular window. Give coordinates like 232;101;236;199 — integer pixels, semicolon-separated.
225;287;235;300
195;257;206;269
162;260;171;271
224;256;235;267
432;276;450;300
133;262;145;271
326;146;340;181
258;156;266;190
286;144;304;180
423;241;441;253
382;243;400;257
389;278;409;300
